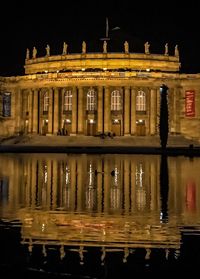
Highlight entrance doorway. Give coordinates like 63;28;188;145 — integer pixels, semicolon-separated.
136;120;146;136
63;119;71;135
87;119;96;136
112;119;121;136
42;119;48;135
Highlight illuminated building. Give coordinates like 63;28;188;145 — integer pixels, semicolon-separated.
0;41;199;139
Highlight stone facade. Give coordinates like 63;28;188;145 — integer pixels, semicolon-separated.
1;44;200;139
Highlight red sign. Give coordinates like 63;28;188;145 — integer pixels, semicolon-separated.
185;90;195;117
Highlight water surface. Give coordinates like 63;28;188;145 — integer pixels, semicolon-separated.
0;154;200;277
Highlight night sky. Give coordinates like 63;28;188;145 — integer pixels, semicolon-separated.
0;0;200;76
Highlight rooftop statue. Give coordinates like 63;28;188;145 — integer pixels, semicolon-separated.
82;41;86;54
32;46;37;59
144;41;150;54
124;41;129;53
46;44;50;56
62;42;68;55
164;43;169;55
26;48;30;60
103;40;107;53
175;45;179;57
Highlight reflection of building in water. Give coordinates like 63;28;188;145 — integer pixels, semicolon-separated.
0;154;200;220
1;154;200;267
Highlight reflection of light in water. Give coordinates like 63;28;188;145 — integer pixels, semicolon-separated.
42;244;47;257
123;247;129;263
136;163;146;210
174;249;180;259
101;246;106;265
79;246;84;265
85;163;96;209
114;167;119;186
44;165;47;184
145;248;151;260
110;166;121;209
165;248;169;260
136;163;144;188
65;165;70;185
60;245;65;260
110;187;120;209
89;163;93;187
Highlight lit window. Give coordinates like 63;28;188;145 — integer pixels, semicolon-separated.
64;90;72;111
87;89;96;111
136;90;146;111
111;90;121;111
43;92;49;112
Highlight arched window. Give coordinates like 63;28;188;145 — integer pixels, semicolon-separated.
87;89;96;111
136;90;146;111
43;92;49;112
64;90;72;111
111;90;121;111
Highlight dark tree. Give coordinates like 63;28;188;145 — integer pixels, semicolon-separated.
159;84;169;149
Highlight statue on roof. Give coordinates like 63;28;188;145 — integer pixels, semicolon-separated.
26;48;30;60
103;40;107;53
175;45;179;57
62;42;68;55
82;41;86;54
32;46;37;59
124;41;129;53
144;41;150;54
46;44;50;56
164;43;169;55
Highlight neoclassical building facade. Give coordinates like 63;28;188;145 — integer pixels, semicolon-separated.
1;41;200;138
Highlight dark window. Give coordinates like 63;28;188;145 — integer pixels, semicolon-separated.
1;93;11;117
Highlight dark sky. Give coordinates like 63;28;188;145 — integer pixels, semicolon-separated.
0;0;200;76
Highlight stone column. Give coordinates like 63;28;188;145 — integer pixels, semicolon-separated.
28;89;33;133
15;88;22;134
48;88;53;134
78;87;84;134
156;88;160;135
53;87;59;135
104;87;111;132
174;87;181;134
32;89;38;134
131;87;136;135
150;88;157;135
124;86;130;135
72;87;77;135
97;86;103;133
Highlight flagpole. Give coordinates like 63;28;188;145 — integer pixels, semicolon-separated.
100;17;110;41
106;17;109;38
